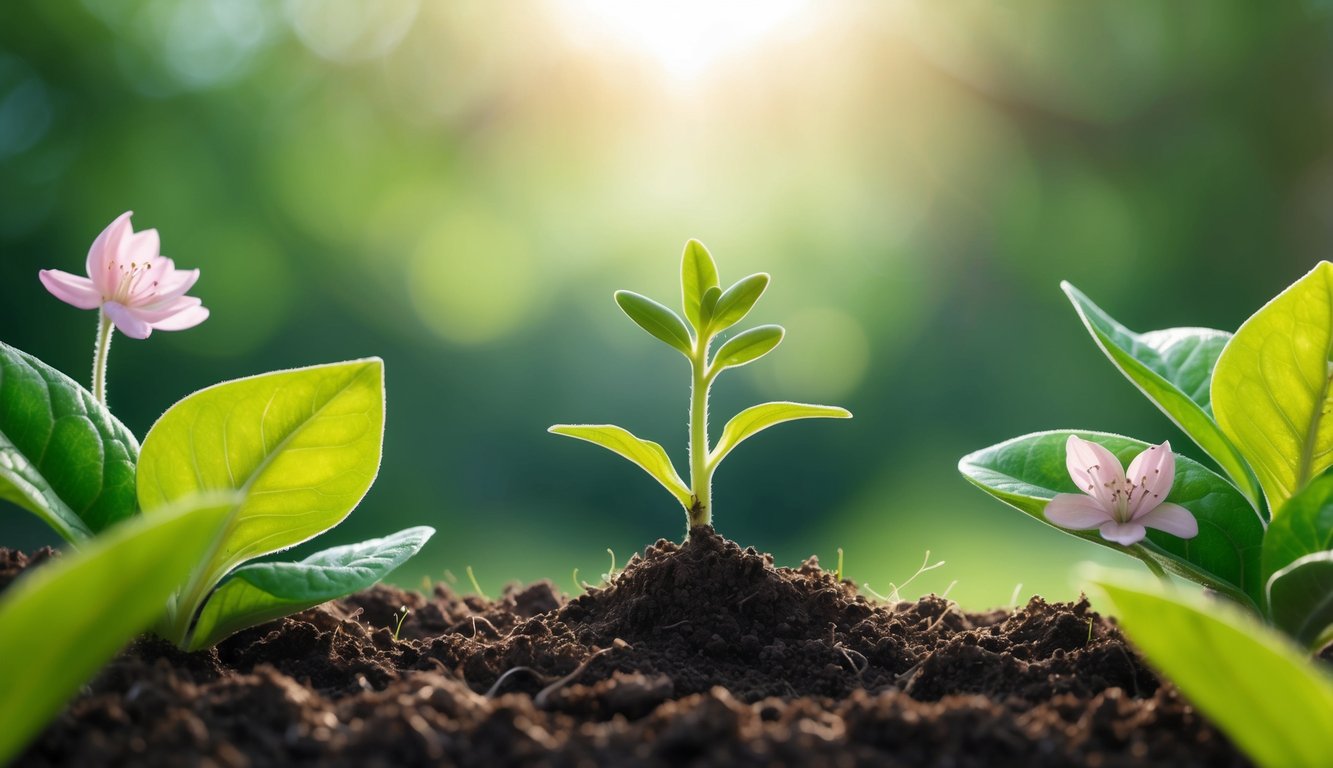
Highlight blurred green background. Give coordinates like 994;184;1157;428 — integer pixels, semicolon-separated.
0;1;1327;609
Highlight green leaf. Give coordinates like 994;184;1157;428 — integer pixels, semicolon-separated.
1263;472;1333;581
137;359;386;640
709;273;770;333
1062;283;1261;509
680;239;720;332
548;424;692;509
189;525;434;650
711;325;784;373
0;340;139;542
700;286;721;328
0;492;237;766
959;430;1266;607
614;290;693;357
1212;261;1333;514
1267;551;1333;649
709;401;851;470
1089;571;1333;768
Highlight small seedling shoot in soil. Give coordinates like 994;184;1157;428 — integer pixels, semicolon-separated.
550;240;852;533
392;607;410;642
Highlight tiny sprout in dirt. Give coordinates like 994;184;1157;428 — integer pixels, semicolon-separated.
549;240;851;532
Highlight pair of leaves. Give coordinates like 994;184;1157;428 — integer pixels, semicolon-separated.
0;340;139;543
136;358;431;648
1263;475;1333;647
0;492;237;766
1089;571;1333;768
959;430;1266;608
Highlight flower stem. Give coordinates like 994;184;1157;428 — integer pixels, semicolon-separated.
687;339;712;529
1132;545;1170;584
91;310;114;405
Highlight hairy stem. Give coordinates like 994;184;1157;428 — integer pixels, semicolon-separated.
688;337;712;528
91;311;114;405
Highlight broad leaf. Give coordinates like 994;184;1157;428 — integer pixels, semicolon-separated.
1212;261;1333;514
711;325;784;373
709;273;769;333
1089;571;1333;768
0;492;237;766
959;430;1266;607
137;359;385;638
189;525;435;650
1063;283;1260;509
548;424;692;509
0;340;139;542
1267;551;1333;649
680;239;720;332
614;290;693;357
1263;472;1333;581
709;402;851;469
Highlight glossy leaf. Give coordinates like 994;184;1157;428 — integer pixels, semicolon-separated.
548;424;692;508
700;286;721;328
137;359;386;639
0;340;139;542
1268;552;1333;649
1089;572;1333;768
1212;261;1333;514
0;492;237;766
1063;283;1260;509
709;401;851;469
959;430;1266;607
680;239;720;332
189;525;435;650
1263;473;1333;581
711;325;784;373
614;290;693;356
709;273;770;333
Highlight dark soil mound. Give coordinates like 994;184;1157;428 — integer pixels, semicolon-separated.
9;528;1247;767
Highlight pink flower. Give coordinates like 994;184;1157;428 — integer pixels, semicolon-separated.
1045;435;1199;546
39;211;208;339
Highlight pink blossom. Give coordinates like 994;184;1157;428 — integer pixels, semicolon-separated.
1045;435;1199;546
39;211;207;339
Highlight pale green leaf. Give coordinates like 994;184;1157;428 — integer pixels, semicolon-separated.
1263;472;1333;581
548;424;692;509
0;340;139;542
680;239;720;332
189;525;434;650
1089;570;1333;768
959;430;1266;607
700;286;721;328
1063;282;1260;509
709;273;769;333
709;401;851;470
614;290;693;356
0;492;237;766
711;325;784;373
1267;551;1333;649
1212;261;1333;514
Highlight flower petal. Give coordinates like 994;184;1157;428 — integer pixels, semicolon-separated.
135;295;200;322
1098;520;1147;546
1065;435;1126;507
138;267;199;307
1044;493;1113;530
39;270;103;310
103;301;152;339
150;304;209;332
1126;440;1175;519
87;212;133;293
123;228;160;266
1138;502;1198;539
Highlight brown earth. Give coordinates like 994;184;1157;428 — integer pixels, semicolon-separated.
6;528;1247;767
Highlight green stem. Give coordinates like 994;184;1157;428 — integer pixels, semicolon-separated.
91;311;114;405
1132;545;1170;584
687;339;712;529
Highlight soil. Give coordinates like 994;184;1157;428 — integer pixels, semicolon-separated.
5;528;1248;767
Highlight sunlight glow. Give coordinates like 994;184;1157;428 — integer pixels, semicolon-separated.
552;0;812;79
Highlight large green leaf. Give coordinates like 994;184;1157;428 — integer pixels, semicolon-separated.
1263;472;1333;581
614;290;693;357
1063;283;1260;509
548;424;692;509
709;273;769;334
959;430;1266;607
709;402;851;470
137;359;386;639
0;492;237;766
1212;261;1333;514
711;325;784;373
189;525;434;650
1089;571;1333;768
0;340;139;542
1267;551;1333;649
680;239;719;333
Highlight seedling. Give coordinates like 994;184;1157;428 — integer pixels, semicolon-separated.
961;262;1333;650
550;240;851;532
392;606;410;642
466;565;489;600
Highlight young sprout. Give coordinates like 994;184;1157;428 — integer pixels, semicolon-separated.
550;240;852;532
465;565;489;601
392;606;410;642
